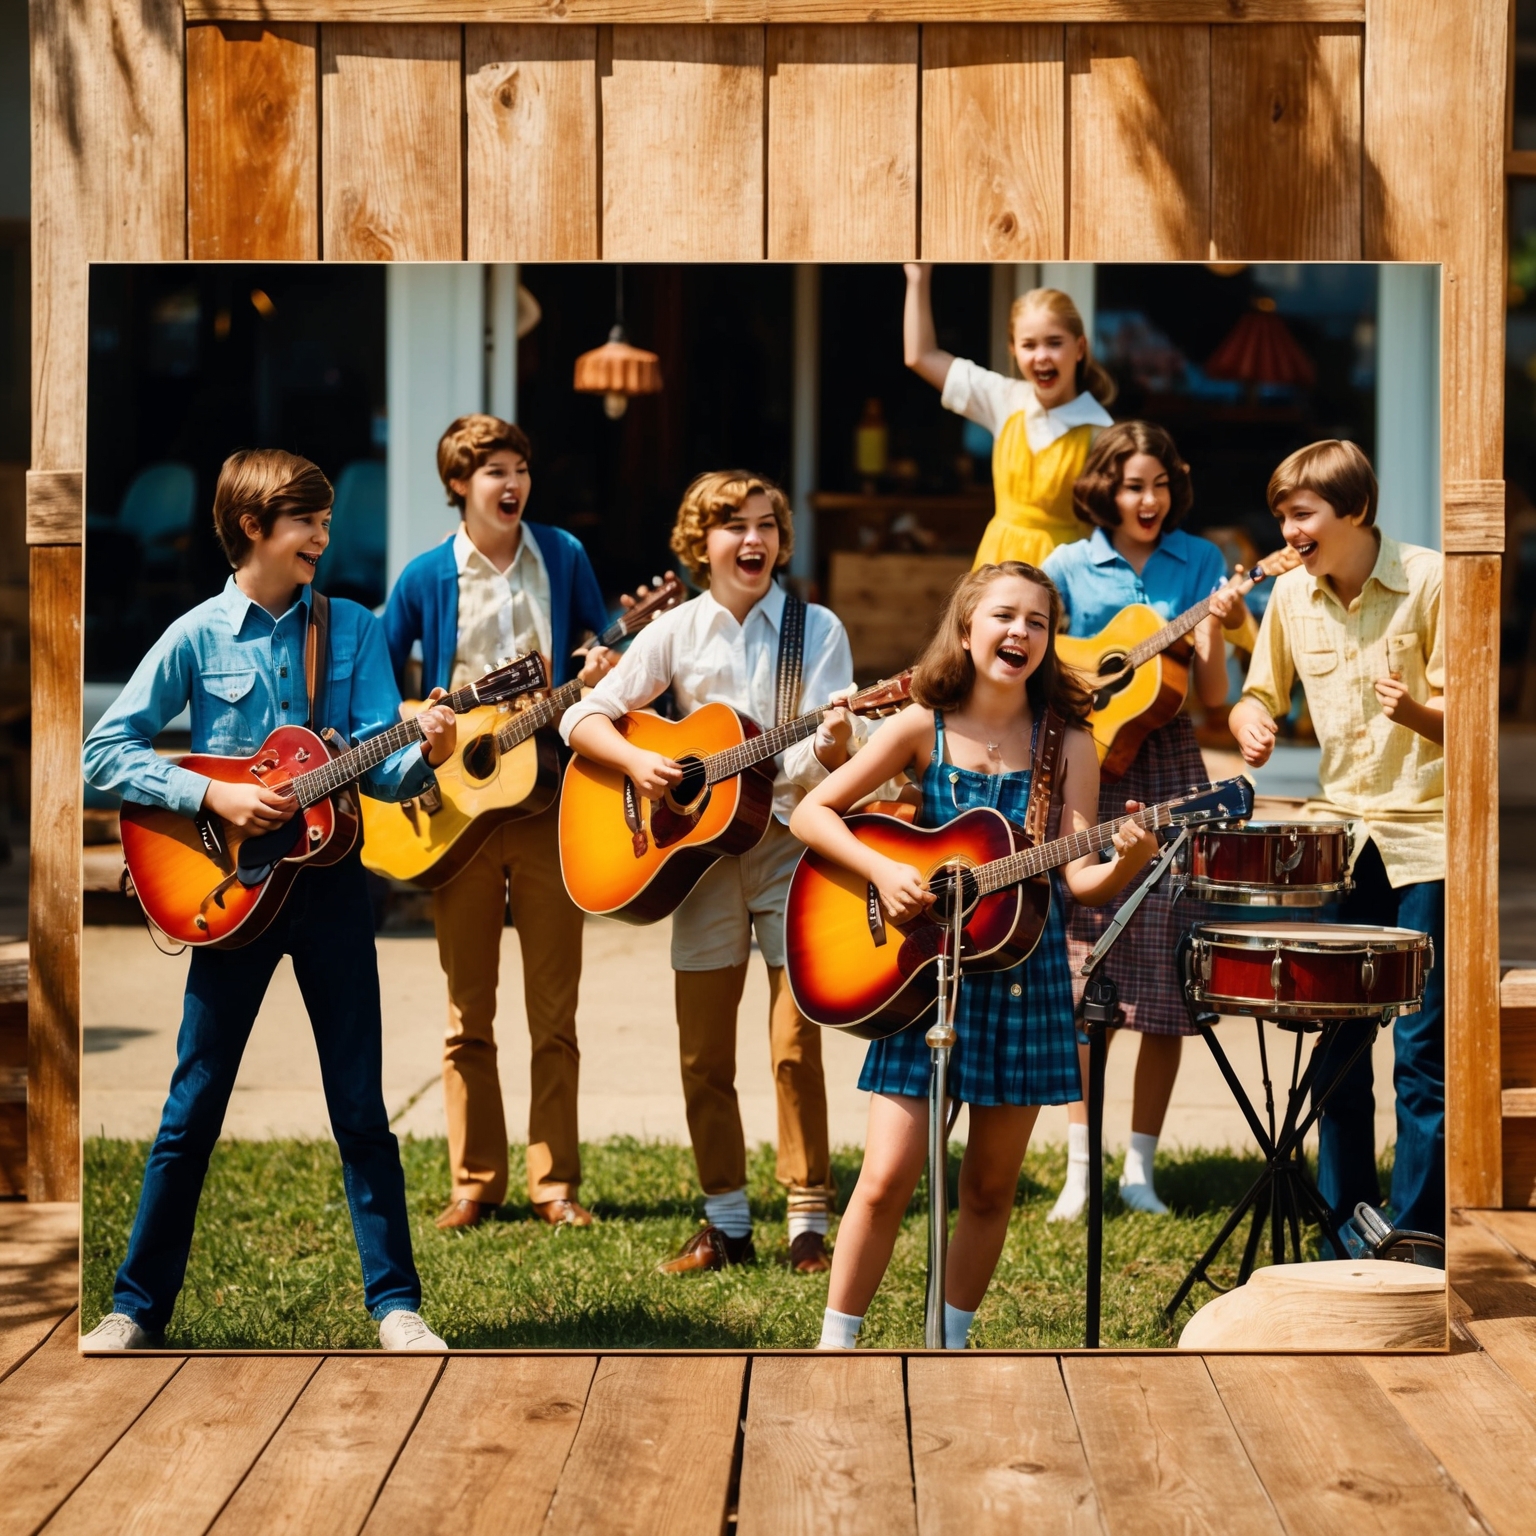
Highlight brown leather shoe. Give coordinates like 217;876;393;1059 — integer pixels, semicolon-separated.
788;1230;831;1274
657;1224;757;1274
533;1198;593;1228
434;1198;496;1230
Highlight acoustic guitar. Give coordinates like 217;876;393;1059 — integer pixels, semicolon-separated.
359;576;687;888
785;776;1254;1039
120;654;546;947
560;673;914;925
1055;546;1300;780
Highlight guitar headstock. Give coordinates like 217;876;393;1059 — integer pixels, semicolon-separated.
848;671;914;719
472;652;548;706
1168;776;1255;827
612;574;688;641
1251;545;1303;582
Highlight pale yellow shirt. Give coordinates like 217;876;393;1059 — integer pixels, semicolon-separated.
449;524;552;689
1239;532;1444;887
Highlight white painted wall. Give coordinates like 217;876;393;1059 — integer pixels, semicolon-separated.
385;264;486;586
486;262;518;425
1040;262;1096;349
1376;263;1441;551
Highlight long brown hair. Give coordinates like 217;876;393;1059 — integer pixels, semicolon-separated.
1011;288;1117;407
911;562;1093;726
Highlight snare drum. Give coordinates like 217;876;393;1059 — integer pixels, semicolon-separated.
1176;822;1352;907
1186;922;1432;1020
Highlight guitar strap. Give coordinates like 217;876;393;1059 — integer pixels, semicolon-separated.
775;591;806;727
1024;707;1068;847
304;589;331;732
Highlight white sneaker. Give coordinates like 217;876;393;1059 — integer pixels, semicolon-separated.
1047;1179;1089;1223
378;1309;447;1352
81;1312;157;1351
1118;1180;1170;1216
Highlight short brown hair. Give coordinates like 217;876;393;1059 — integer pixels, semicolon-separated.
212;449;333;568
668;470;794;583
911;561;1093;727
1267;439;1378;527
437;413;533;511
1073;420;1193;530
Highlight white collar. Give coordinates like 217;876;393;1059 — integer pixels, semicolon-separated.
453;522;541;577
1022;388;1113;453
699;579;786;635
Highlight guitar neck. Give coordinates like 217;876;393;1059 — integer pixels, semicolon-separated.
975;797;1178;894
704;706;824;784
1118;562;1277;674
293;715;428;806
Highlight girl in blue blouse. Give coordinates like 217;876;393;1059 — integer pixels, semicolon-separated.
1042;422;1250;1219
791;562;1158;1349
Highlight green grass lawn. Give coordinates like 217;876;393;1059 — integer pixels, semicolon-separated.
83;1135;1363;1350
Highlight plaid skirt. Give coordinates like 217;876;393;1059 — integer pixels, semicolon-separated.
1065;714;1211;1037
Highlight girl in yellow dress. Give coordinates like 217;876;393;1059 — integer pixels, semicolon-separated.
904;263;1117;570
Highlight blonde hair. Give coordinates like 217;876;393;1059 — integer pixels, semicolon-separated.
1011;288;1117;407
1267;439;1378;527
911;561;1093;726
212;449;333;568
668;470;794;583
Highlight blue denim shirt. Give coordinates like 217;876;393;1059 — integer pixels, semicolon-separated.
83;577;434;817
1043;526;1229;639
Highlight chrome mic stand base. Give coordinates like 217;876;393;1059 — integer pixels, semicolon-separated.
923;868;964;1351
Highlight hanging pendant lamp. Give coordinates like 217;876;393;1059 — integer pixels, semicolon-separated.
574;266;663;419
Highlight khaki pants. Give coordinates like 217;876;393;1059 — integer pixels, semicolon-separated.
433;805;583;1205
672;821;832;1208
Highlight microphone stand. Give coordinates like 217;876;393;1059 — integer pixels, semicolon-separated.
923;866;964;1350
1079;823;1191;1348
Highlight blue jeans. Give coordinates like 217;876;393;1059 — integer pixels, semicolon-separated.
1311;839;1445;1241
114;853;421;1330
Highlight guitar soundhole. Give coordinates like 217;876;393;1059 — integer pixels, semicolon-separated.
1093;651;1135;710
926;864;982;922
461;733;500;783
666;757;709;815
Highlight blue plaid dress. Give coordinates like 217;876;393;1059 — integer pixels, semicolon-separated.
857;713;1082;1107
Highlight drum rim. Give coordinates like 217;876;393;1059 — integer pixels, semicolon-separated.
1190;922;1429;948
1186;988;1423;1019
1190;821;1352;837
1177;876;1349;906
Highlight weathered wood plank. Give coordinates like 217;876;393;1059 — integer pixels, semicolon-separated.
187;22;319;261
1508;1121;1536;1209
187;1;1369;21
1066;25;1210;259
543;1356;743;1536
322;24;464;261
1444;554;1503;1210
1503;971;1536;1009
1063;1355;1284;1536
363;1356;597;1536
908;1356;1102;1533
0;1321;181;1536
1365;1352;1536;1536
1207;1355;1482;1536
28;545;82;1202
1443;479;1505;553
1471;1208;1536;1263
466;25;599;261
602;26;765;260
1448;1211;1536;1395
920;25;1065;261
0;1202;77;1385
767;26;918;261
24;468;82;544
737;1356;916;1536
1210;24;1362;260
209;1355;443;1536
46;1356;321;1536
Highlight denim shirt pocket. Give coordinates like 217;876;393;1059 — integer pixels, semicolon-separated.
321;634;358;734
196;668;259;754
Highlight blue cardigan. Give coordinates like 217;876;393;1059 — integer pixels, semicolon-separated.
383;523;609;694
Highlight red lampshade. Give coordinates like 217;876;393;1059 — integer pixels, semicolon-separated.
1205;307;1316;388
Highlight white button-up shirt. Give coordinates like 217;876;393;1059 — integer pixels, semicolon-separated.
560;582;856;824
449;524;552;689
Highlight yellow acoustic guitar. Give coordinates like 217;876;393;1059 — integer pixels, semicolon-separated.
360;576;686;888
1055;546;1299;781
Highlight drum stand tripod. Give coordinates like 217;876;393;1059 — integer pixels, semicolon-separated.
1163;974;1392;1322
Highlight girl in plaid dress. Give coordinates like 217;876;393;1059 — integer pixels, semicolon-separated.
791;562;1159;1349
1042;423;1253;1218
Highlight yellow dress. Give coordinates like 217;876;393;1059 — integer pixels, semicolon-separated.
973;414;1100;572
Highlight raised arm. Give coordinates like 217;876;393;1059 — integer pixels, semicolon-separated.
904;264;955;392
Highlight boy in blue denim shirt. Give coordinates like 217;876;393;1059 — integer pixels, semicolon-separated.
81;450;457;1351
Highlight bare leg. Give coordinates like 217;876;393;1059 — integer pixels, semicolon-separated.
826;1094;927;1319
946;1104;1040;1312
1129;1033;1183;1137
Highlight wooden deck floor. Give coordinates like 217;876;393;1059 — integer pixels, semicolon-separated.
4;1206;1536;1534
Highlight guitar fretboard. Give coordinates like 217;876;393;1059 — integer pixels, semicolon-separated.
704;708;826;784
973;797;1178;895
1107;560;1283;680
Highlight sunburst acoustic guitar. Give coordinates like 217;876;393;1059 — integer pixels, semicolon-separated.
121;654;546;947
560;673;914;925
359;575;687;888
1055;546;1300;780
785;777;1254;1039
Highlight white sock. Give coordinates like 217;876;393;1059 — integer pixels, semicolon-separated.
787;1209;829;1242
704;1188;752;1239
943;1303;975;1350
1048;1122;1092;1222
818;1308;863;1350
1122;1131;1158;1189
